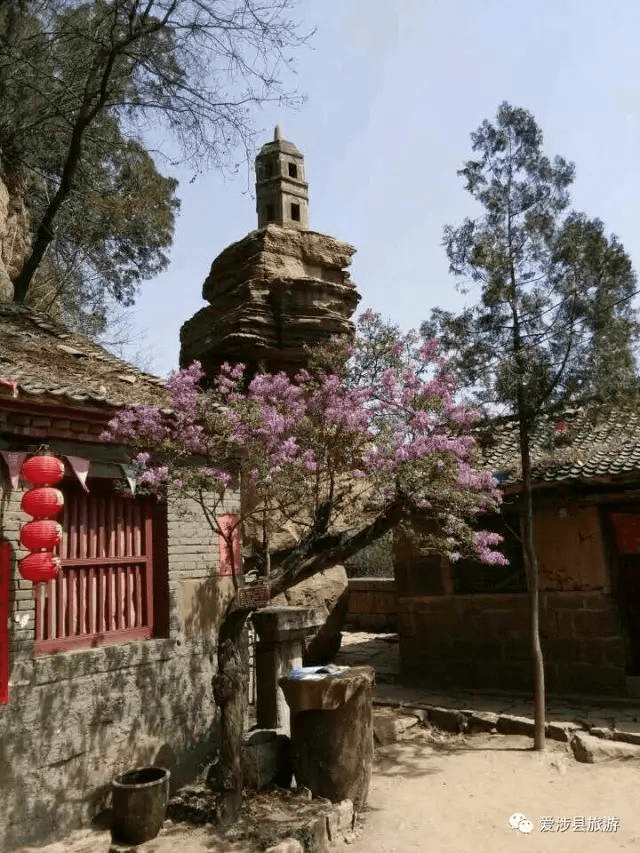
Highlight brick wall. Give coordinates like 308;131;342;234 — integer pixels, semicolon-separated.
0;451;239;849
0;401;109;443
398;592;627;696
345;578;397;632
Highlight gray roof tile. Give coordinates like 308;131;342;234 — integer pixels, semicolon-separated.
0;303;169;409
477;405;640;487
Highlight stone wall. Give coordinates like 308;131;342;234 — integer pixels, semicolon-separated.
399;592;627;695
345;579;397;632
0;457;238;849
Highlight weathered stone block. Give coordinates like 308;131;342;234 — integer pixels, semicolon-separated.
496;714;536;736
373;710;419;745
571;731;640;763
542;637;580;661
242;729;292;791
309;815;330;853
555;611;575;638
546;721;580;742
614;731;640;746
467;710;499;733
265;839;304;853
428;707;467;733
554;662;626;695
573;610;620;638
406;707;430;725
253;607;326;731
599;638;627;666
335;799;354;833
269;566;349;665
282;668;374;809
544;592;589;609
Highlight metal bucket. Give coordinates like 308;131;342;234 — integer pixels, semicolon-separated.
112;765;170;844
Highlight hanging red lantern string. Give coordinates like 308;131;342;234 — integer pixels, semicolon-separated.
19;453;65;584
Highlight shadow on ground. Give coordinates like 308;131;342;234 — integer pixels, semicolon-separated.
373;729;569;782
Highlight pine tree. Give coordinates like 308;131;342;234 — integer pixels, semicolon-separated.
423;102;639;748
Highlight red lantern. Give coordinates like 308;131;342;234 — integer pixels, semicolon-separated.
21;454;65;487
20;519;62;551
19;454;66;583
18;552;60;583
21;487;64;519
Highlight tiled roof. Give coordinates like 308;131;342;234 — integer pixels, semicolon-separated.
0;302;170;408
478;406;640;488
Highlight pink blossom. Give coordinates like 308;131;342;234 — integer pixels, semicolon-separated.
201;468;233;488
138;466;169;487
109;307;503;568
474;530;508;565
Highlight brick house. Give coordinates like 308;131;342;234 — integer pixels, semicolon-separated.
396;407;640;697
0;302;240;850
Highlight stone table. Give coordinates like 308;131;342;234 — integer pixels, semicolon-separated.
251;606;326;733
279;665;375;809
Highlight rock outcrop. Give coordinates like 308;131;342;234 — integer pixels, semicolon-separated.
0;173;30;301
179;225;361;376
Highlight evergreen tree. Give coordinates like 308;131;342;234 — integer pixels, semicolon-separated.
422;102;639;748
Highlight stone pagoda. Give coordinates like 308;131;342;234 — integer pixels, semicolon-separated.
179;126;361;379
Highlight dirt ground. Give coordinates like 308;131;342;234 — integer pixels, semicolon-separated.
350;727;640;853
24;725;640;853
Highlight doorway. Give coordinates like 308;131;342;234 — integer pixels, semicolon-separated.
608;511;640;675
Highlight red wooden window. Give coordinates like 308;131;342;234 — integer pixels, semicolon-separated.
218;514;241;576
33;484;157;654
0;540;10;704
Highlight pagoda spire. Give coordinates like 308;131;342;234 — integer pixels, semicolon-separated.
255;128;309;230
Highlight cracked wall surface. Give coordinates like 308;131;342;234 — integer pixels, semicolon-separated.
0;470;238;850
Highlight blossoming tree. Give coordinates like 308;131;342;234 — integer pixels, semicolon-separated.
103;310;505;821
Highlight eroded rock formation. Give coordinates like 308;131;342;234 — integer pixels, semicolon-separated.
0;173;30;301
179;225;360;376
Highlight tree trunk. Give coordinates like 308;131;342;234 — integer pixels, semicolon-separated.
518;421;546;750
210;607;250;825
13;42;120;303
268;495;408;597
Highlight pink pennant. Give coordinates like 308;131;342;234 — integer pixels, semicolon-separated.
0;452;28;489
218;514;241;576
0;378;18;398
66;456;90;492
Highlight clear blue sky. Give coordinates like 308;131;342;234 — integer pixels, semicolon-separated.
121;0;640;378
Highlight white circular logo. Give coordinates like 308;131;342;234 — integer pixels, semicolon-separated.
508;813;534;833
509;813;527;830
